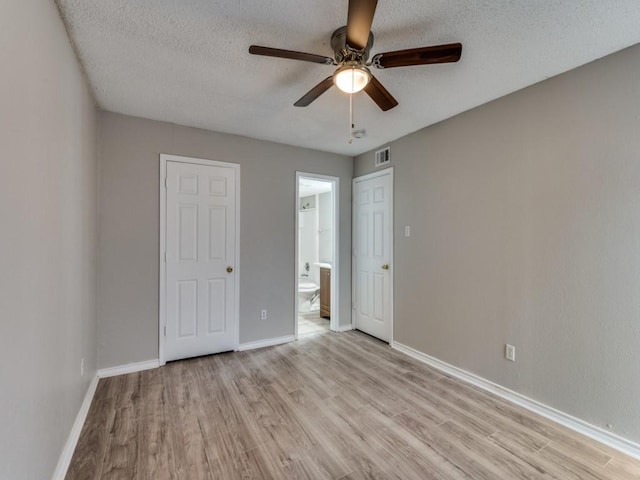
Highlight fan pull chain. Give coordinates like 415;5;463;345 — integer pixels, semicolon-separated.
348;66;355;144
348;91;354;144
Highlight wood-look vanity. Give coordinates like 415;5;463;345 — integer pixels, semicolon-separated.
320;266;330;318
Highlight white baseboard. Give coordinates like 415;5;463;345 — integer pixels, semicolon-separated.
337;323;355;332
238;335;295;351
392;341;640;461
97;359;160;378
51;374;99;480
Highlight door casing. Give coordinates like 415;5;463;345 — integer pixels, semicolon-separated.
294;172;340;338
159;154;240;366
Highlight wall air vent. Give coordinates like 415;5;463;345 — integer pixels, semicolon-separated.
374;146;390;168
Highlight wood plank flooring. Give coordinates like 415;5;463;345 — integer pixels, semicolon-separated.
66;331;640;479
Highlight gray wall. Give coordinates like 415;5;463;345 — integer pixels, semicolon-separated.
0;1;98;478
98;112;352;368
355;44;640;442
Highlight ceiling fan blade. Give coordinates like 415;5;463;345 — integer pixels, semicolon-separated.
372;43;462;69
294;77;334;107
364;75;398;111
249;45;334;65
346;0;378;50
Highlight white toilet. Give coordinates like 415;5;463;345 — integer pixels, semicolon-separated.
298;278;320;315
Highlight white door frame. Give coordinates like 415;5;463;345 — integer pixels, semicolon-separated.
159;154;241;366
294;172;340;339
352;168;394;344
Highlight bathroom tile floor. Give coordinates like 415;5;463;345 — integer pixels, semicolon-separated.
298;315;330;336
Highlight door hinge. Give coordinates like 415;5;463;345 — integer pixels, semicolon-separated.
164;251;167;262
164;176;168;188
164;325;167;337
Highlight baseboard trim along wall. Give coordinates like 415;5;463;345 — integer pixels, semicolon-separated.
97;359;160;378
238;335;295;351
337;323;355;332
392;341;640;461
51;374;99;480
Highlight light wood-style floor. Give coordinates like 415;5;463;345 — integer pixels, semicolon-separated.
67;331;640;479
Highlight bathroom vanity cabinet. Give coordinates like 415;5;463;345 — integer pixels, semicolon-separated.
320;267;331;318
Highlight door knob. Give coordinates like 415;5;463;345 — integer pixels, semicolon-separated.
226;266;233;273
381;264;390;270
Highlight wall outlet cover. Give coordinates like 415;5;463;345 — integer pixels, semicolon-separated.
505;344;516;362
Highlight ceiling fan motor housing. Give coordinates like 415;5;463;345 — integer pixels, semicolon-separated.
331;26;374;64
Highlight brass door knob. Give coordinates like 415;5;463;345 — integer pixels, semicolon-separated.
381;264;390;270
226;266;233;273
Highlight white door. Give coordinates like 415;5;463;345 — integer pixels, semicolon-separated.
353;169;393;342
164;159;238;362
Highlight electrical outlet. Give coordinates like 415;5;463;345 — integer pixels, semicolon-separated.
404;225;411;237
80;357;85;376
261;309;267;320
505;344;516;362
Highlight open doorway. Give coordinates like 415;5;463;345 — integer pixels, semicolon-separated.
295;173;339;338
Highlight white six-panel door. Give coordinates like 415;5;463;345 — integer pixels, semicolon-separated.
353;169;393;342
163;158;238;362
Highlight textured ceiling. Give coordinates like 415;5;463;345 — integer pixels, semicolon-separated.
55;0;640;155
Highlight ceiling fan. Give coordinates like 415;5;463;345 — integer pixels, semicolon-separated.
248;0;462;111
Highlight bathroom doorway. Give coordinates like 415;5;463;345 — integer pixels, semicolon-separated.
295;173;339;338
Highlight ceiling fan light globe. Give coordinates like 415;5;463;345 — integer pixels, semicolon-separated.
334;66;371;93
